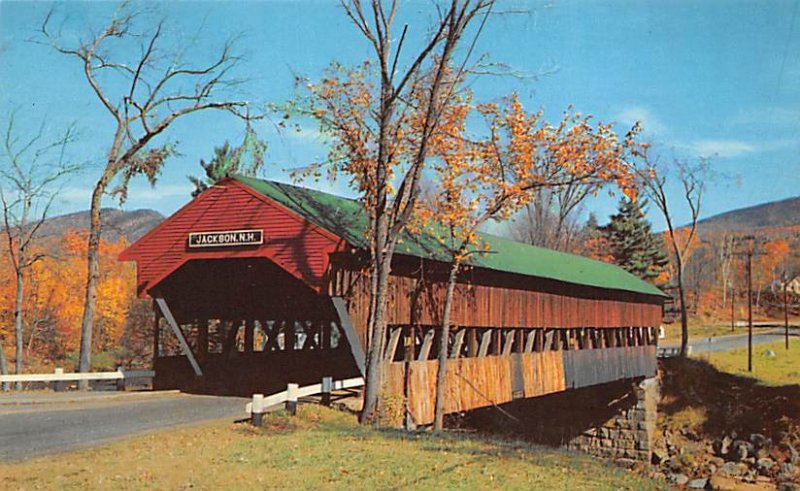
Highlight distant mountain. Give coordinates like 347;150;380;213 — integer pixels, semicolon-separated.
696;196;800;234
36;208;164;243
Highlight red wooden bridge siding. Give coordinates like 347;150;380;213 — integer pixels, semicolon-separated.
120;180;343;296
328;257;662;347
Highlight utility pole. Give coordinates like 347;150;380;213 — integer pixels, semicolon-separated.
731;283;735;332
733;235;761;373
784;278;789;350
746;246;753;372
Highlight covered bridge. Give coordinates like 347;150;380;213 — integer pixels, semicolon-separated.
120;175;666;425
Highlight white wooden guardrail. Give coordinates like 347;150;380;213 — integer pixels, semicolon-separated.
657;345;692;358
0;368;155;390
246;376;364;426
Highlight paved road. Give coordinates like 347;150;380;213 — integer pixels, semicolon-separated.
662;327;800;354
0;392;248;461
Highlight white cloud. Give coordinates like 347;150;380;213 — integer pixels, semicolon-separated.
687;139;756;158
615;106;668;135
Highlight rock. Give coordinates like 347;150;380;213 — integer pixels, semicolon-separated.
789;444;800;465
719;462;745;477
709;456;726;467
732;440;754;461
668;473;690;486
687;478;708;489
716;435;733;456
766;349;776;357
779;482;800;491
709;475;737;490
742;469;758;483
652;447;669;465
757;457;776;475
779;462;797;482
751;433;768;447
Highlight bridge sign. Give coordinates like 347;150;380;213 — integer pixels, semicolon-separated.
188;229;264;248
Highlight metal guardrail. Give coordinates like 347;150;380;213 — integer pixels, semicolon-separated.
246;376;364;425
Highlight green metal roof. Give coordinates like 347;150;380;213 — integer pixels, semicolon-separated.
233;175;667;298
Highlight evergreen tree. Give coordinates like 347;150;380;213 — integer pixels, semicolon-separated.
188;123;267;197
604;198;669;283
578;212;614;262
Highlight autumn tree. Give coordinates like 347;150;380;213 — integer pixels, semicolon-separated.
635;151;708;356
0;112;80;388
188;123;266;197
418;94;640;431
299;0;495;423
41;3;256;383
580;213;616;262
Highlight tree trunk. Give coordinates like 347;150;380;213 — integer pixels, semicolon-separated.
77;175;110;388
676;258;690;357
0;336;8;391
360;246;393;423
14;265;24;390
433;259;461;432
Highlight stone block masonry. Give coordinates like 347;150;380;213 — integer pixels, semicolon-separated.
460;376;659;462
566;378;659;461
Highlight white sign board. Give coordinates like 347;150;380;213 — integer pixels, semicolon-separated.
188;229;264;248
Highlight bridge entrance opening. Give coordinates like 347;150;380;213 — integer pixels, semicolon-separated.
150;258;360;395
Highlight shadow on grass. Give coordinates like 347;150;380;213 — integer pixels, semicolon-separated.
659;357;800;438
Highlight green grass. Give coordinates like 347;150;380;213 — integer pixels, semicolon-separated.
0;405;662;490
694;340;800;386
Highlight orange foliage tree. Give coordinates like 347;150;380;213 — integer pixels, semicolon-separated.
297;0;496;423
0;230;136;368
416;93;641;430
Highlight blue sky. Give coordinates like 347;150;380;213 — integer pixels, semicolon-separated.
1;0;799;231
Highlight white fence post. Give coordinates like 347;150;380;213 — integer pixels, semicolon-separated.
286;383;299;415
321;376;332;406
115;366;125;391
251;394;265;426
53;368;65;392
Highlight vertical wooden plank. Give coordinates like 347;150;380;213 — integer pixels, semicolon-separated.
198;319;208;359
244;319;254;353
418;328;435;361
384;327;402;362
478;330;492;357
524;330;535;353
502;330;515;355
468;329;478;357
450;329;466;359
152;302;160;367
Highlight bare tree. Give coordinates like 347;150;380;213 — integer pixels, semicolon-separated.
0;112;80;389
328;0;495;423
636;151;708;357
41;3;256;383
508;188;588;252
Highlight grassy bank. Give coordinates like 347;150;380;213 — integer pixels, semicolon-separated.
0;405;661;490
695;339;800;386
